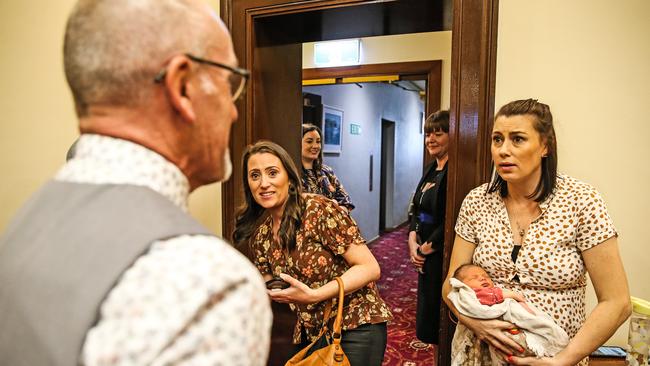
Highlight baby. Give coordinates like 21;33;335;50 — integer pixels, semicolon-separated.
448;264;569;366
454;264;535;315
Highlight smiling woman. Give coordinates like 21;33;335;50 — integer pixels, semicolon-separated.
407;110;450;346
233;140;392;366
300;124;355;211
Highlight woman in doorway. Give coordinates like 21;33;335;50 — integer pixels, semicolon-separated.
407;110;450;345
442;99;630;365
301;123;355;211
233;141;392;366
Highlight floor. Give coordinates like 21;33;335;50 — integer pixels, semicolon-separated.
370;226;437;365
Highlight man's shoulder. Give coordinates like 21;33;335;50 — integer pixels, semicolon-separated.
146;235;265;286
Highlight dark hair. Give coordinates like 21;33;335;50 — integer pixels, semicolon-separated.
233;140;304;252
301;123;323;172
453;263;481;281
424;110;450;134
487;99;558;202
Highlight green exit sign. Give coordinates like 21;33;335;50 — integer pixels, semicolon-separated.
350;123;362;135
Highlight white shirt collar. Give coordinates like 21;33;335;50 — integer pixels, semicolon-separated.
55;134;190;211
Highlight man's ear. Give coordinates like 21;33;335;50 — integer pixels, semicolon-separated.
164;55;196;123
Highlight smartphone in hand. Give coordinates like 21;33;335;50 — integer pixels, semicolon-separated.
266;277;290;290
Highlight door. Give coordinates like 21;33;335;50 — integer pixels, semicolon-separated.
220;1;499;364
379;119;395;232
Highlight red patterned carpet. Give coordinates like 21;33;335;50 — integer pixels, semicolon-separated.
370;226;437;366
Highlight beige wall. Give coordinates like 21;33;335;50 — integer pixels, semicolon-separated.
302;31;453;109
496;0;650;346
3;0;647;348
0;0;223;235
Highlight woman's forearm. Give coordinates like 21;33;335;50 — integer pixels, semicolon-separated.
442;281;462;319
311;262;380;303
553;297;631;365
408;231;419;251
553;237;632;364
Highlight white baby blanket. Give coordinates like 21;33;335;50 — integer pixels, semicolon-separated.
447;278;569;365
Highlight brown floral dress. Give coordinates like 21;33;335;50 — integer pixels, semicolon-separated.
250;194;392;343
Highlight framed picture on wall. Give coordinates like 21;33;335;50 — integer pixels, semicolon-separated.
323;105;343;153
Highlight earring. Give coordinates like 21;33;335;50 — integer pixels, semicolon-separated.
288;184;296;195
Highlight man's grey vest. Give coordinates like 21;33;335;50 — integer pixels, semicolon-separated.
0;181;212;365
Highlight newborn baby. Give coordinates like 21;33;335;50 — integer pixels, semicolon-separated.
448;264;569;366
455;264;535;315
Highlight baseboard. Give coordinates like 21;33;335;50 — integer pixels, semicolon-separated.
366;221;409;248
366;235;380;248
382;221;409;233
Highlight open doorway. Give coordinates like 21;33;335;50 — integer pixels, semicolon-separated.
301;61;437;243
221;1;499;364
379;118;395;233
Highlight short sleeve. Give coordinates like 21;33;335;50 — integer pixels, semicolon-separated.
310;196;365;255
250;223;273;275
575;186;618;251
454;189;479;244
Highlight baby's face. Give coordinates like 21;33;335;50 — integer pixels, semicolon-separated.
460;266;494;289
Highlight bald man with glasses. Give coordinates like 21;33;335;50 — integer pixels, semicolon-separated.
0;1;270;365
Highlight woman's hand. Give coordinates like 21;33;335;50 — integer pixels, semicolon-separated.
460;315;524;356
267;273;317;304
408;231;424;269
419;241;435;256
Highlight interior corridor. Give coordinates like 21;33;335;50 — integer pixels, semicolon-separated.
370;226;437;365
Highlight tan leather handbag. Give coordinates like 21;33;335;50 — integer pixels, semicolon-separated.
285;277;350;366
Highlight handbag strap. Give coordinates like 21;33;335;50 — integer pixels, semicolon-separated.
313;277;345;341
331;277;345;341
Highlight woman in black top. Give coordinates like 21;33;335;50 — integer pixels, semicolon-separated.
407;110;449;344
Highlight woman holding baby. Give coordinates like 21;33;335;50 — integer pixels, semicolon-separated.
442;99;630;365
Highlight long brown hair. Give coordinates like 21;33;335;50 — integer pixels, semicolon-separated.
487;98;558;202
232;140;304;252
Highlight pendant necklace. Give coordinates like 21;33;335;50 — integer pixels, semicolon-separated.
517;224;525;239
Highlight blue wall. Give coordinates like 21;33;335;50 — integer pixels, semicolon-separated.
303;82;424;241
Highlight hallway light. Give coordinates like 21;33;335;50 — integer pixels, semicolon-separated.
314;39;361;67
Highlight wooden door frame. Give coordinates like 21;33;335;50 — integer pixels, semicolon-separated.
220;1;499;364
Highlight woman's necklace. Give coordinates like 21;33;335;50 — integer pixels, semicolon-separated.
507;197;539;242
515;222;526;239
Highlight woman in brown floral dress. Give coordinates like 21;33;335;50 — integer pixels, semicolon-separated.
442;99;630;365
233;141;392;366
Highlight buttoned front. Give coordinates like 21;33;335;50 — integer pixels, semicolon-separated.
455;174;617;364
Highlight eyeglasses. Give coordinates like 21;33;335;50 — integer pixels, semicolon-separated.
154;53;250;101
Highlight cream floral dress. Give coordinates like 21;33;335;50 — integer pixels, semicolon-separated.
453;174;617;365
